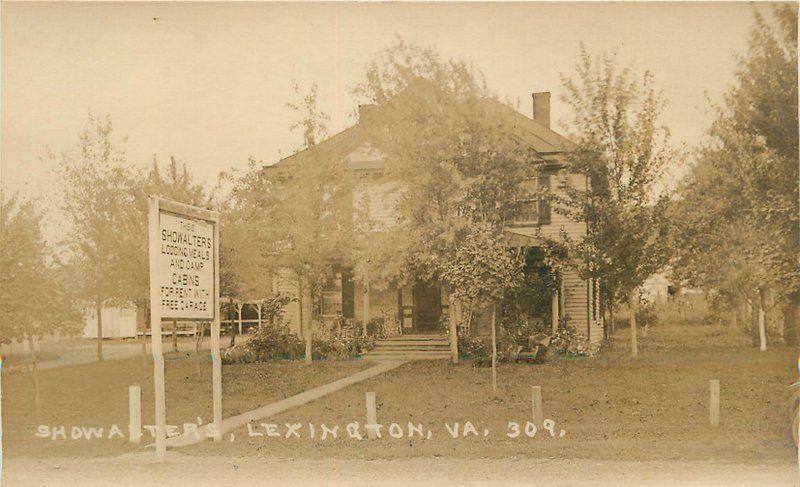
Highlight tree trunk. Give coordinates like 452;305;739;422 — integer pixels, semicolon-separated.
95;301;103;362
609;304;615;337
300;279;312;364
362;276;370;338
629;293;638;358
172;320;178;353
27;335;42;414
491;303;498;396
195;322;206;378
758;288;767;352
449;294;458;364
237;304;244;337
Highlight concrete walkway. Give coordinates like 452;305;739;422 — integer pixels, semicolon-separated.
165;360;406;447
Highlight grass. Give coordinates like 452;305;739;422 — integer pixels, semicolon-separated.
2;324;796;464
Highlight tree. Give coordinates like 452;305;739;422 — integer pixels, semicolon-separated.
352;41;534;363
672;4;799;344
223;82;353;363
0;192;82;411
124;156;213;354
440;223;523;393
553;46;674;356
58;113;139;361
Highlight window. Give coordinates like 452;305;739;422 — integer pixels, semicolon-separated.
320;274;342;317
514;174;551;225
318;269;355;318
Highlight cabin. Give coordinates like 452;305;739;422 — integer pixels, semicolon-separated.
265;90;603;345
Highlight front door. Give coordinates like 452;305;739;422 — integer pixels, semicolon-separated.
412;282;441;333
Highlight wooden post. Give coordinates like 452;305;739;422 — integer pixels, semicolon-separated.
491;303;498;396
629;292;639;358
129;385;142;444
551;289;559;334
257;302;263;328
709;379;720;427
147;197;167;461
449;294;458;364
365;391;378;439
211;213;222;442
531;385;543;429
172;320;178;353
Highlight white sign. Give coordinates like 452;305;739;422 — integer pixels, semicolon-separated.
158;211;215;319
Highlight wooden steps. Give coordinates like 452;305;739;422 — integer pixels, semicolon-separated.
364;334;452;361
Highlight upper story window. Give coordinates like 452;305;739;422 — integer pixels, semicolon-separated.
513;174;551;226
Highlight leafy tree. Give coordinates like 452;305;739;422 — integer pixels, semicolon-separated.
57;113;139;361
553;46;674;356
352;40;534;355
672;4;799;344
224;82;353;362
125;156;213;352
441;223;523;393
0;192;82;411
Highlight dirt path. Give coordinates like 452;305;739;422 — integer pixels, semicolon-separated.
3;453;796;486
4;337;212;372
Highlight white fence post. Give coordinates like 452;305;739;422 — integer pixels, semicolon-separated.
709;379;720;427
532;385;543;429
129;384;142;444
366;392;378;439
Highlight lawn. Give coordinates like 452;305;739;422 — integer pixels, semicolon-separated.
2;324;796;465
2;351;372;457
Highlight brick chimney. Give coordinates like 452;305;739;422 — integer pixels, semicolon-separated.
532;92;551;129
358;104;377;123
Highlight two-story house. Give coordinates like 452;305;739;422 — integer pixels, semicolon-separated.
266;91;603;345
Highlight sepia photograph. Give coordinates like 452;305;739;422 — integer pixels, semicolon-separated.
1;1;798;485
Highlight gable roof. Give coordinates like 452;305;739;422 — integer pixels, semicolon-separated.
267;92;574;172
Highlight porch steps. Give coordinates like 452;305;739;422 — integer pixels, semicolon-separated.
365;334;452;361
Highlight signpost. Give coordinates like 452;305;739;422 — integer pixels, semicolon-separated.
148;196;221;461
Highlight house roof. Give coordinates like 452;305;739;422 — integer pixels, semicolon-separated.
266;90;575;172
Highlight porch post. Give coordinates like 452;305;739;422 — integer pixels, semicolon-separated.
551;289;559;334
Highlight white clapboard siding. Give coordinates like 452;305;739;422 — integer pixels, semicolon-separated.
508;172;602;342
353;182;404;231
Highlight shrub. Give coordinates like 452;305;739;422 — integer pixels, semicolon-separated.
222;322;375;364
457;325;528;366
458;335;489;359
550;325;598;357
637;301;658;328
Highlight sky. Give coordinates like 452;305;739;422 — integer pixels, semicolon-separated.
1;1;767;226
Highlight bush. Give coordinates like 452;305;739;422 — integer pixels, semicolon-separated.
458;335;489;359
637;301;658;328
551;325;598;357
457;325;527;366
222;322;375;364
